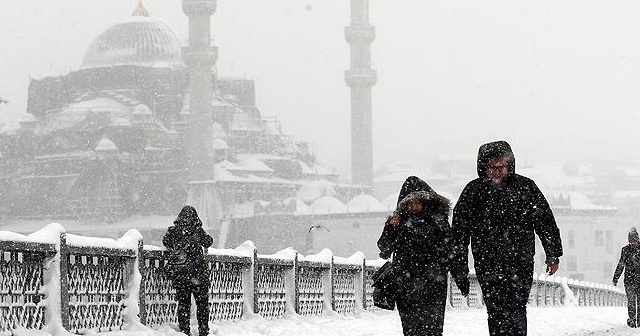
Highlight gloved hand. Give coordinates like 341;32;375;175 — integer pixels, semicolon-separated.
613;279;618;286
546;262;559;275
455;276;470;296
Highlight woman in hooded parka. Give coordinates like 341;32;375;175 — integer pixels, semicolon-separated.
163;205;214;336
378;176;468;336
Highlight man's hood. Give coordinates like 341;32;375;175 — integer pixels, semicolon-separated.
476;140;516;178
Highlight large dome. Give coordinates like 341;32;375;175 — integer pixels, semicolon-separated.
81;17;184;69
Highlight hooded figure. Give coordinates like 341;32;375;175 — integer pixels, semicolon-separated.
163;205;214;336
451;141;563;336
377;176;466;336
613;227;640;328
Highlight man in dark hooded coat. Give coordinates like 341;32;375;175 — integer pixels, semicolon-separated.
451;140;563;336
613;227;640;328
378;176;469;336
163;205;214;336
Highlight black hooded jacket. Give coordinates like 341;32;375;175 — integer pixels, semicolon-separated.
613;243;640;288
163;205;214;286
377;176;454;286
451;141;563;277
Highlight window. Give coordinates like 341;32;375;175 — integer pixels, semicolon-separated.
594;230;604;246
567;255;577;272
567;230;575;249
604;261;613;277
605;230;613;254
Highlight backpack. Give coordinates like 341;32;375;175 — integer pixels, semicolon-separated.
164;242;191;281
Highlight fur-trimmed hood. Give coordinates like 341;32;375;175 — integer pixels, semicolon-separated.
396;176;450;216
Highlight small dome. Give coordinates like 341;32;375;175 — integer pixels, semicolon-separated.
213;138;228;150
310;196;347;214
297;180;337;203
47;98;129;131
347;194;385;213
112;117;132;127
133;104;152;115
81;17;184;69
95;138;118;152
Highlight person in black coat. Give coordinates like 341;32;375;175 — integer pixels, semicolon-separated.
163;205;214;336
378;176;469;336
451;140;563;336
613;227;640;328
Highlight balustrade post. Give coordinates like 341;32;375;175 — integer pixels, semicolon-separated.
326;256;335;312
360;258;366;311
137;240;146;325
59;233;70;331
253;248;259;315
293;252;300;314
240;248;257;317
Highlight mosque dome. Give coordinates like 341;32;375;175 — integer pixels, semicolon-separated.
80;16;184;69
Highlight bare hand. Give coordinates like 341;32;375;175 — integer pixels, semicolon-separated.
546;263;559;275
387;213;400;226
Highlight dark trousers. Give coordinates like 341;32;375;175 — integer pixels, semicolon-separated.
477;271;533;336
625;285;639;327
175;282;210;336
396;278;448;336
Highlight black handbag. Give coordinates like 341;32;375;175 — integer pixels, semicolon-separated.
372;260;398;310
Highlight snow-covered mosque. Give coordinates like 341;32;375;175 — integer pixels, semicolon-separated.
5;4;353;219
0;1;391;254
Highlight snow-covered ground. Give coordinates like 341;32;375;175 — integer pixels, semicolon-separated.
11;306;635;336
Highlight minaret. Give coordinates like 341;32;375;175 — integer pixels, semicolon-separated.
182;0;223;235
182;0;217;181
345;0;376;187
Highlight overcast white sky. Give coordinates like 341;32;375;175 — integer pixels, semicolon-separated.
1;0;640;177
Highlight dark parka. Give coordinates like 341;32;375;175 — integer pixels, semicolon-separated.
163;205;214;336
613;231;640;327
162;205;214;287
451;141;563;277
377;176;458;336
613;243;640;288
451;141;563;336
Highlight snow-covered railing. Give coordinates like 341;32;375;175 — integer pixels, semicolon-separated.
448;271;626;309
0;224;628;335
58;233;136;333
0;225;141;336
0;240;55;335
137;244;372;326
138;247;251;327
